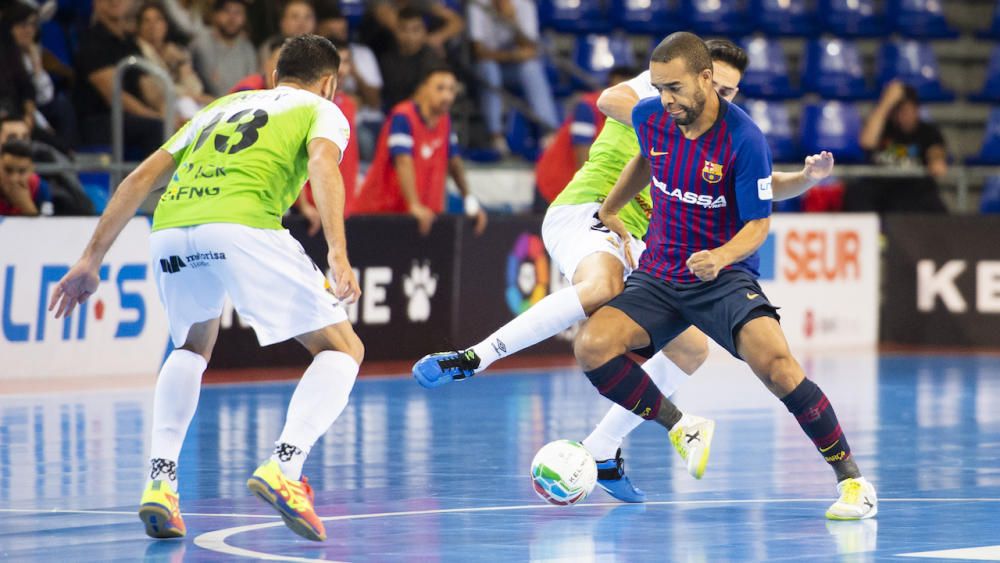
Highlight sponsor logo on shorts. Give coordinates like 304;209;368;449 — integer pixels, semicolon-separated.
746;292;759;300
159;255;187;274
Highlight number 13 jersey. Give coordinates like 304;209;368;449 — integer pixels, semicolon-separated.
153;86;351;231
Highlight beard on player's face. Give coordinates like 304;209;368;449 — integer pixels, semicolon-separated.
665;86;706;126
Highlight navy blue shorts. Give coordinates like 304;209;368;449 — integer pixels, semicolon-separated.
606;269;780;359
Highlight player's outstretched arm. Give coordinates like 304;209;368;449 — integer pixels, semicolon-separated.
771;151;835;201
596;82;641;126
49;149;177;319
308;137;360;304
687;217;771;282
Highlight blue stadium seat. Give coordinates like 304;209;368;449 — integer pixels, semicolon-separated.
878;40;954;102
681;0;751;36
612;0;679;35
967;109;1000;165
573;33;635;88
751;0;817;36
338;0;365;26
980;176;1000;213
737;37;798;99
799;101;866;163
972;45;1000;102
817;0;886;37
979;0;1000;38
887;0;957;38
539;0;610;34
742;99;798;163
801;39;876;100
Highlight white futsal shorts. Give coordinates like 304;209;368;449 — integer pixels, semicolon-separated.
150;223;348;347
541;202;646;282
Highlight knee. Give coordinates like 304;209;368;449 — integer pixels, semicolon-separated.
342;334;365;366
575;275;624;313
760;354;803;394
574;323;624;371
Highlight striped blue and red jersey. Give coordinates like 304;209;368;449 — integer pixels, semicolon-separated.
632;96;773;283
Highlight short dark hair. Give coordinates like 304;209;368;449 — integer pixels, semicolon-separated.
650;32;712;75
275;35;341;84
3;0;38;25
398;6;425;23
418;61;454;87
706;39;748;74
213;0;248;12
1;139;33;159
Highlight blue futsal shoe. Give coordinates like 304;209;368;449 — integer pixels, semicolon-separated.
412;350;481;389
595;449;646;503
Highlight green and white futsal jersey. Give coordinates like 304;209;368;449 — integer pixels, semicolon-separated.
153;86;350;231
549;71;657;240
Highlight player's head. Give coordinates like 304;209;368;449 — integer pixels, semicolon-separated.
649;32;713;126
891;84;921;133
274;35;341;99
415;63;457;116
706;39;747;102
397;7;427;55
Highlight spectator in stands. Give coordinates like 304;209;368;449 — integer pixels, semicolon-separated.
0;4;38;135
850;80;948;213
162;0;211;39
230;36;284;92
0;139;52;216
316;2;383;112
75;0;165;157
360;0;464;58
377;7;444;112
4;0;77;150
136;1;213;118
297;41;360;236
534;66;635;204
191;0;256;96
0;113;94;215
350;64;487;236
468;0;559;156
258;0;315;66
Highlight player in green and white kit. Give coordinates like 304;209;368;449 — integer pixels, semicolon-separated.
50;36;357;542
414;39;836;502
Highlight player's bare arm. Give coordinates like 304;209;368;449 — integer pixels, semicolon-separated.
596;81;641;126
49;150;177;318
686;217;771;282
447;155;488;235
771;151;835;201
599;153;650;268
307;137;360;304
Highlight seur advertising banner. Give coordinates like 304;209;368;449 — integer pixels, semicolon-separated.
882;216;1000;347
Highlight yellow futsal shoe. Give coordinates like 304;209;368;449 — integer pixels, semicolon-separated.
247;460;327;541
138;480;186;539
668;415;715;479
826;477;878;520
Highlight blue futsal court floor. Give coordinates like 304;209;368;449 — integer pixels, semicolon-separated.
2;350;1000;561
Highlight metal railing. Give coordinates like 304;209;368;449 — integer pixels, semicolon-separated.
110;56;176;188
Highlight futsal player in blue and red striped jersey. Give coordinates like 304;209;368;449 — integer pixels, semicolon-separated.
575;32;878;520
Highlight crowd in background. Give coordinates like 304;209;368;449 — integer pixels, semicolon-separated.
0;0;976;219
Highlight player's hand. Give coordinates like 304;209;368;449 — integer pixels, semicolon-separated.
409;203;436;236
803;151;834;182
686;250;726;282
329;254;361;304
48;257;101;319
600;212;637;269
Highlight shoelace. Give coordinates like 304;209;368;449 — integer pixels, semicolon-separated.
435;351;477;377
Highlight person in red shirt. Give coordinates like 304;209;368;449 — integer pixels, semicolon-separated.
350;63;487;235
535;67;635;203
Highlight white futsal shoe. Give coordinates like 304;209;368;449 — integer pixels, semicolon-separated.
826;477;878;520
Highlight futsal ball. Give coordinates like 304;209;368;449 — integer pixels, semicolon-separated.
530;439;597;506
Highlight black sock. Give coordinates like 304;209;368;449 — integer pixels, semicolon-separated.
781;379;860;481
584;355;672;424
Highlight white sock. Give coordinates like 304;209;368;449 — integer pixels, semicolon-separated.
582;354;690;460
272;351;359;480
148;349;207;492
470;286;586;372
